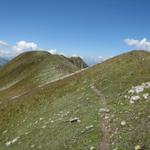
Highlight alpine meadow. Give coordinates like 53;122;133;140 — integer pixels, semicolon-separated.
0;0;150;150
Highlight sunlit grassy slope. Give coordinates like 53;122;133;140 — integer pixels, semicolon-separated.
0;50;150;150
0;51;82;102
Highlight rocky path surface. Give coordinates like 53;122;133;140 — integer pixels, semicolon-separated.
38;68;87;87
3;68;88;101
91;86;110;150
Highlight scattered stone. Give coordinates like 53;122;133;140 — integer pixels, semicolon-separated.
104;116;109;120
25;132;28;135
22;119;26;123
6;141;12;146
143;82;150;89
143;93;149;99
128;86;144;94
135;86;144;94
10;95;20;100
135;145;141;150
99;108;110;113
120;102;124;105
85;125;94;130
128;89;135;94
38;145;42;149
31;144;35;148
128;82;150;94
3;130;8;134
128;96;131;99
6;136;20;146
50;120;54;123
77;119;81;123
121;121;126;126
129;100;135;104
90;146;95;150
130;96;140;101
41;125;46;129
91;85;94;89
124;95;128;98
34;120;38;124
39;117;44;121
126;82;150;103
70;117;80;123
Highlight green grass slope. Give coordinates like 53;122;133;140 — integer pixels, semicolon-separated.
86;50;150;149
0;50;150;150
0;51;79;102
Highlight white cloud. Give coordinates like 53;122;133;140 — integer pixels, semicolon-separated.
0;50;9;57
0;40;39;58
0;40;8;46
98;56;105;62
0;39;112;66
12;41;38;53
59;52;65;56
48;49;57;54
124;38;150;50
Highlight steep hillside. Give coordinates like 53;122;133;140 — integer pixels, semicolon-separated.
0;57;8;68
0;50;150;150
67;56;88;68
0;51;79;102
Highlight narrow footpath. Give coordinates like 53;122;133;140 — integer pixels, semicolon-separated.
91;86;110;150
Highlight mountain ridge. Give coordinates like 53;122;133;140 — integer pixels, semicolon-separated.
0;51;84;102
0;50;149;150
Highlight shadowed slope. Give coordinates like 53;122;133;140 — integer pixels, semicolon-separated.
67;56;88;69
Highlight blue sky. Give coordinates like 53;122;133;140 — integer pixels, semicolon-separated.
0;0;150;64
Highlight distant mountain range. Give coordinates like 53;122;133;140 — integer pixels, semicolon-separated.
0;50;149;150
0;57;8;68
